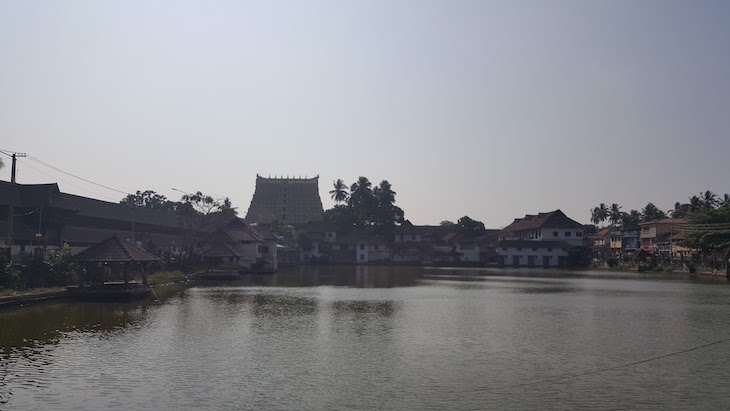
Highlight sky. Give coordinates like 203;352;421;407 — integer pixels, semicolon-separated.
1;0;729;228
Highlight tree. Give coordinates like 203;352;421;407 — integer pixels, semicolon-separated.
456;216;487;236
701;190;718;209
609;204;622;227
641;202;666;222
120;190;173;211
681;207;730;252
294;230;313;252
0;157;4;170
329;179;349;204
322;177;405;235
440;220;455;226
671;202;691;218
218;197;237;215
689;195;703;213
621;210;641;231
180;191;221;215
720;194;730;209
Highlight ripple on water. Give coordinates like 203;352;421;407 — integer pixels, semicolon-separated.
2;269;730;410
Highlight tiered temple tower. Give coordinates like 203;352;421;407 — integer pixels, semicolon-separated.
244;175;324;224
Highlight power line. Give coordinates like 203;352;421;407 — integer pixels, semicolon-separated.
453;337;730;394
16;159;119;202
25;155;129;195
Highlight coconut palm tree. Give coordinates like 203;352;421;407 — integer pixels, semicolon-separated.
701;190;718;209
720;194;730;209
689;195;703;213
609;203;622;227
329;179;349;203
671;202;691;218
596;203;609;226
375;180;396;205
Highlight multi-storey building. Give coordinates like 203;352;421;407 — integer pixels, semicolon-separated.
496;209;584;267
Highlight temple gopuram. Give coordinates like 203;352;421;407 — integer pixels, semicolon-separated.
244;175;324;224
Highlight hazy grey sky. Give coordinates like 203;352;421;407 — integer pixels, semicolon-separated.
1;0;729;227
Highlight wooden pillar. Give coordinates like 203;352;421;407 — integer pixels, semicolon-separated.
141;263;149;285
123;262;130;284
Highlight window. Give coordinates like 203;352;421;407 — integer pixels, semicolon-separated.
553;231;558;237
565;231;571;237
502;247;507;251
360;254;364;260
360;244;364;250
576;231;582;237
517;248;522;251
283;207;286;212
562;248;567;251
328;232;333;238
375;245;379;250
282;214;286;220
532;248;537;251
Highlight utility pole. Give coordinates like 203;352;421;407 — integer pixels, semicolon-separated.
6;152;27;250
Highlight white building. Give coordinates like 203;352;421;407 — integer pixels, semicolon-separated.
496;210;584;267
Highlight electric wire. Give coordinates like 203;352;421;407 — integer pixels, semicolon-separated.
16;159;119;202
26;155;129;195
454;337;730;394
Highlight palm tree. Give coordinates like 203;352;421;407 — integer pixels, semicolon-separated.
597;203;609;226
701;190;718;209
375;180;396;205
671;202;690;218
609;203;622;227
720;194;730;209
329;179;348;203
689;195;703;213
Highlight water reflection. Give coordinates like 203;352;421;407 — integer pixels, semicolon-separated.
2;267;730;410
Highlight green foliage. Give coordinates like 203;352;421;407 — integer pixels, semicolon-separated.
681;207;730;252
322;177;405;235
43;243;79;286
0;253;21;289
120;190;175;211
456;216;486;236
330;179;349;203
641;203;666;222
295;230;313;252
621;210;641;231
269;219;288;237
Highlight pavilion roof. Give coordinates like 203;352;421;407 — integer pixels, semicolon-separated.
71;235;160;263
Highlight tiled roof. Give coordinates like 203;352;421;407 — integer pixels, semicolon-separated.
639;218;688;226
0;181;61;207
502;210;583;233
71;235;160;262
203;218;264;244
57;193;183;229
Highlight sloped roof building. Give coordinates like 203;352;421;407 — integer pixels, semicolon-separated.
244;175;324;225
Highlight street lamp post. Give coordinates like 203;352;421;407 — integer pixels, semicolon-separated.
171;187;192;267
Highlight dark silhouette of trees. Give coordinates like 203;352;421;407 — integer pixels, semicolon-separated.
321;176;404;235
641;203;666;222
329;179;349;204
456;216;486;236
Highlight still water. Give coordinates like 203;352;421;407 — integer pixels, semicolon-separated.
2;266;730;410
